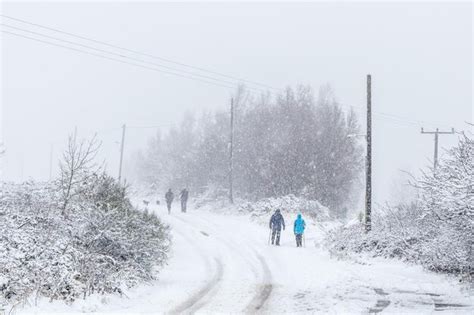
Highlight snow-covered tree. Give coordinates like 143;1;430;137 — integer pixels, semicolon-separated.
415;133;473;273
58;133;101;216
136;85;363;214
329;134;473;276
0;137;170;308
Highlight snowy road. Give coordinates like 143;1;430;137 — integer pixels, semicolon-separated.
154;208;473;314
166;212;274;314
22;205;473;314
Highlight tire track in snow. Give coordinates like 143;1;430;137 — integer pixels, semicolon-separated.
245;253;273;313
166;215;224;314
169;215;233;312
177;213;274;313
170;258;224;314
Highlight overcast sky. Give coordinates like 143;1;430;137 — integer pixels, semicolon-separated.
1;1;472;204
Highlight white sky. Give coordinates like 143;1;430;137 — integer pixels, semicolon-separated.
1;1;472;205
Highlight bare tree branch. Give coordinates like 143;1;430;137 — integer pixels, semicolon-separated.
59;133;101;216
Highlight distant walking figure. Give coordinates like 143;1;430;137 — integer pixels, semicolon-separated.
269;209;285;246
180;188;189;213
165;189;174;214
293;213;306;247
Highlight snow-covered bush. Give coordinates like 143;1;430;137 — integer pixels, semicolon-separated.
194;191;330;227
0;174;170;308
327;203;422;260
193;184;231;209
239;194;330;222
328;134;473;277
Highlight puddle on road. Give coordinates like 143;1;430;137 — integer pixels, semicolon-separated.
392;289;441;297
434;302;471;311
373;288;389;296
369;299;390;314
366;287;473;313
288;286;472;313
369;288;391;313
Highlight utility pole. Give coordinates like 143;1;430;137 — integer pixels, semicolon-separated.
118;124;126;184
229;98;234;204
365;74;372;233
49;144;53;181
20;155;24;182
421;127;455;169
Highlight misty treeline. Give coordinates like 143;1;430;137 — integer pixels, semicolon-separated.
0;134;170;306
136;85;364;215
329;134;473;277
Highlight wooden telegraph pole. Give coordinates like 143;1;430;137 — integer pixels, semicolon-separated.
229;98;234;204
365;74;372;233
49;144;53;181
421;127;455;170
118;124;126;184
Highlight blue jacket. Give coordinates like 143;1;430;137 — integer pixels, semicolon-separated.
294;214;306;234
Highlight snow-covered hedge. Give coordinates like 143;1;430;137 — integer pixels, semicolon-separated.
327;204;422;260
238;194;330;222
0;174;170;308
194;191;331;226
327;134;473;278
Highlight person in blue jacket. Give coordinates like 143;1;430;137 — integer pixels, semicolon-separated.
269;209;285;246
293;213;306;247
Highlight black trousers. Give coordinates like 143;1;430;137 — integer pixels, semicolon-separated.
295;233;303;247
166;201;172;214
181;199;187;212
271;229;281;245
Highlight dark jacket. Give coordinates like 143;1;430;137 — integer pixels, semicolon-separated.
269;211;285;231
180;189;189;201
165;191;174;203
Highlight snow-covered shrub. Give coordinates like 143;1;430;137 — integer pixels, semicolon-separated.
193;191;331;227
328;134;473;277
239;194;331;222
415;134;473;274
0;174;170;308
327;203;422;260
193;184;230;209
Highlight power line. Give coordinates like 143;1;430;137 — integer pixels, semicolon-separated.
2;30;241;90
374;112;453;129
338;102;455;129
1;23;271;94
1;14;283;92
127;124;176;129
1;16;459;129
374;113;433;128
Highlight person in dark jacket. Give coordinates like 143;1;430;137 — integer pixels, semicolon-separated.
269;209;285;245
179;188;189;213
165;189;174;214
293;213;306;247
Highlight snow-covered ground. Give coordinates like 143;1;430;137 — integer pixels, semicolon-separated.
17;204;473;314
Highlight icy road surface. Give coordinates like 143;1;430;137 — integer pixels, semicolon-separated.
21;206;473;314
